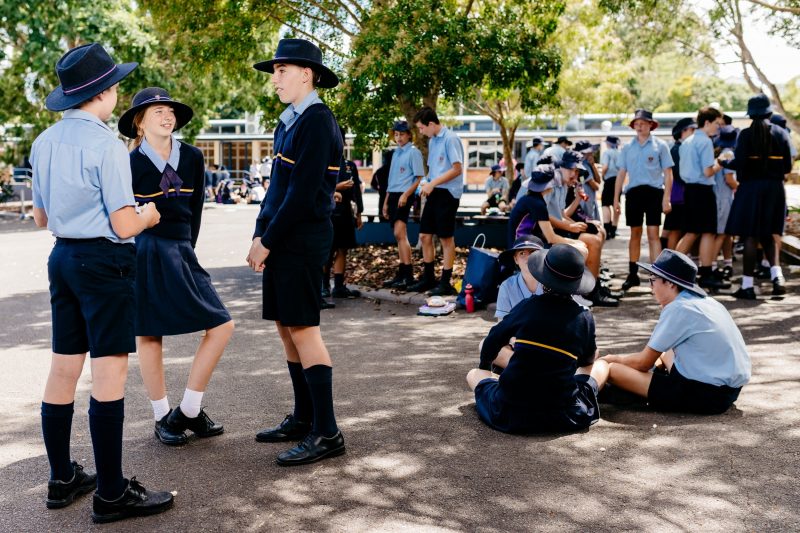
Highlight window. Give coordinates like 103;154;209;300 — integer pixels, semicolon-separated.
467;140;503;168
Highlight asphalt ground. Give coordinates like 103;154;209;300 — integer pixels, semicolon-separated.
0;200;798;532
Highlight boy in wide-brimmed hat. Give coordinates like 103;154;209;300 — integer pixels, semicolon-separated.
601;249;750;414
31;42;173;522
614;108;675;292
466;244;609;434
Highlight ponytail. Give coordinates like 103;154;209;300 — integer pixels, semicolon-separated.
749;117;772;172
130;109;147;149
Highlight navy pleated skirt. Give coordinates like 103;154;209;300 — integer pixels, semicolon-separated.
725;179;786;238
135;233;231;336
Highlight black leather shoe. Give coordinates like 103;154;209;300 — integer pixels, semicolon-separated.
408;278;437;293
256;414;312;443
382;275;403;288
331;286;361;298
276;432;346;466
46;462;97;509
320;299;336;310
167;406;223;438
321;286;331;298
427;283;457;296
590;291;619;307
733;287;756;300
772;276;787;296
621;273;640;291
600;284;623;299
154;410;187;446
91;477;174;524
699;276;731;290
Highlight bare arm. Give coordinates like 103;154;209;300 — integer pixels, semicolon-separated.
429;162;463;187
601;345;662;372
613;168;626;214
109;203;160;240
33;207;48;228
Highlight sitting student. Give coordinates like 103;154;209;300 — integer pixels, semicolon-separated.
481;165;509;214
601;249;750;414
466;245;609;434
495;235;544;319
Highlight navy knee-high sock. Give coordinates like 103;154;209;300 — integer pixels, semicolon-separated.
287;361;313;423
41;402;75;482
303;365;339;437
88;397;126;500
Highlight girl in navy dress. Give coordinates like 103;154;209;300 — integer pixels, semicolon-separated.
118;88;234;446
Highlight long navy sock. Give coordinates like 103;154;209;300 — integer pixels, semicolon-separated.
287;361;313;423
423;261;435;281
88;397;126;500
41;402;75;482
303;365;339;437
333;273;345;289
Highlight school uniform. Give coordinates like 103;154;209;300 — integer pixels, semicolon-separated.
331;159;362;250
507;192;550;246
600;147;619;207
662;141;687;232
579;161;600;220
523;148;543;178
484;176;509;208
618;135;674;227
253;90;343;327
495;272;544;319
130;137;231;336
386;142;424;224
646;291;750;414
476;293;600;433
420;126;464;238
724;122;792;238
678;129;717;234
713;148;736;235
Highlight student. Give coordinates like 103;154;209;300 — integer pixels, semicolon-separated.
724;94;793;299
31;43;173;522
495;235;544;319
507;162;525;211
574;140;602;223
117;87;234;446
247;38;345;465
481;164;509;214
523;137;544;178
711;125;739;280
599;135;621;238
466;245;609;434
382;120;424;290
675;107;729;290
614;109;674;291
326;145;364;299
663;118;696;250
601;250;750;414
410;106;465;296
542;135;572;162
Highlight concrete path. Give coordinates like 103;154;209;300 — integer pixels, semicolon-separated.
0;204;798;532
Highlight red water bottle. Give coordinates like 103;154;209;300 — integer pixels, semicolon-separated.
465;284;475;313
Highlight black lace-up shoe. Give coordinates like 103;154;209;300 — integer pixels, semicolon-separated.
276;432;346;466
46;462;97;509
621;273;640;291
331;286;361;298
408;278;437;293
256;414;312;443
166;406;223;438
91;477;174;523
733;287;756;300
427;283;457;296
772;276;787;296
154;410;187;446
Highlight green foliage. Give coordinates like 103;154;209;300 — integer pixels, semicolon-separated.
658;75;751;112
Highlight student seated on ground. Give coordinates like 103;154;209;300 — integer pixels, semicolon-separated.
481;164;509;215
495;235;545;320
600;249;750;414
466;245;610;434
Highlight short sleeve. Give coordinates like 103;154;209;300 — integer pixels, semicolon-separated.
600;151;610;166
647;301;689;352
495;280;513;319
99;140;136;213
617;144;629;172
411;148;425;177
660;140;675;169
445;135;463;165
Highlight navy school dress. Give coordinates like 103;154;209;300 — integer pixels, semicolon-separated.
131;138;231;336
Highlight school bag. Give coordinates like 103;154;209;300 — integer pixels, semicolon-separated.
456;234;500;309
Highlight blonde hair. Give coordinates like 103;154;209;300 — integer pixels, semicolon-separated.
130;109;147;149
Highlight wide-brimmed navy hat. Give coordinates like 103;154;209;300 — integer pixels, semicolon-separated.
45;43;138;112
499;235;544;268
557;150;583;169
717;125;738;149
528;164;556;192
528;244;595;296
253;38;338;88
117;87;194;139
392;120;410;132
630;108;659;129
637;249;706;297
489;164;503;174
605;135;620;146
747;94;773;118
672;117;697;141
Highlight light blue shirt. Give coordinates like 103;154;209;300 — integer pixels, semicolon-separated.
545;171;567;221
484;176;509;195
679;129;715;186
427;126;464;199
279;90;323;131
495;272;543;319
31;109;136;243
387;142;424;193
542;144;565;162
713;148;735;204
648;291;751;388
618;135;674;192
523;148;542;178
600;148;619;179
580;162;600;220
140;135;181;172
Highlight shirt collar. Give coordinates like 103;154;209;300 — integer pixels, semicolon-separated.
694;130;709;141
636;135;653;147
62;109;112;132
279;90;322;128
433;126;450;139
139;136;181;173
396;142;412;153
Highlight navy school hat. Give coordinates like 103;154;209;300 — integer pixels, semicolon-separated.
557;149;583;169
253;38;339;88
118;87;194;139
490;164;503;174
671;117;697;141
605;135;620;146
392;120;411;132
556;136;572;146
637;249;706;297
630;108;659;129
45;43;138;112
528;244;595;296
747;94;773;118
528;164;556;192
717;125;738;149
499;235;545;268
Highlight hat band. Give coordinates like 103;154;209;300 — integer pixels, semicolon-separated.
650;264;693;286
135;96;174;106
62;65;117;95
544;256;581;280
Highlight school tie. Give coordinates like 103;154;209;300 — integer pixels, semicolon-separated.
159;164;183;198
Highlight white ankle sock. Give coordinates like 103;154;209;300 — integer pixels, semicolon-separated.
770;266;783;280
151;396;170;421
180;389;203;418
761;259;770;268
741;276;754;290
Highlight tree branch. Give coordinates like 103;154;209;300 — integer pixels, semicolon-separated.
284;0;355;37
464;0;476;16
330;0;363;27
266;12;347;57
746;0;800;14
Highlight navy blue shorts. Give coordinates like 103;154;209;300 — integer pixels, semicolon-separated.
601;177;617;207
682;184;717;234
648;365;741;414
420;188;460;238
48;238;136;357
625;185;663;227
387;192;414;225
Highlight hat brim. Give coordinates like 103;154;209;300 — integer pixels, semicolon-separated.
636;261;706;297
528;178;555;192
499;245;542;268
629;118;659;130
117;99;194;139
528;250;595;295
253;58;339;88
45;62;138;112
